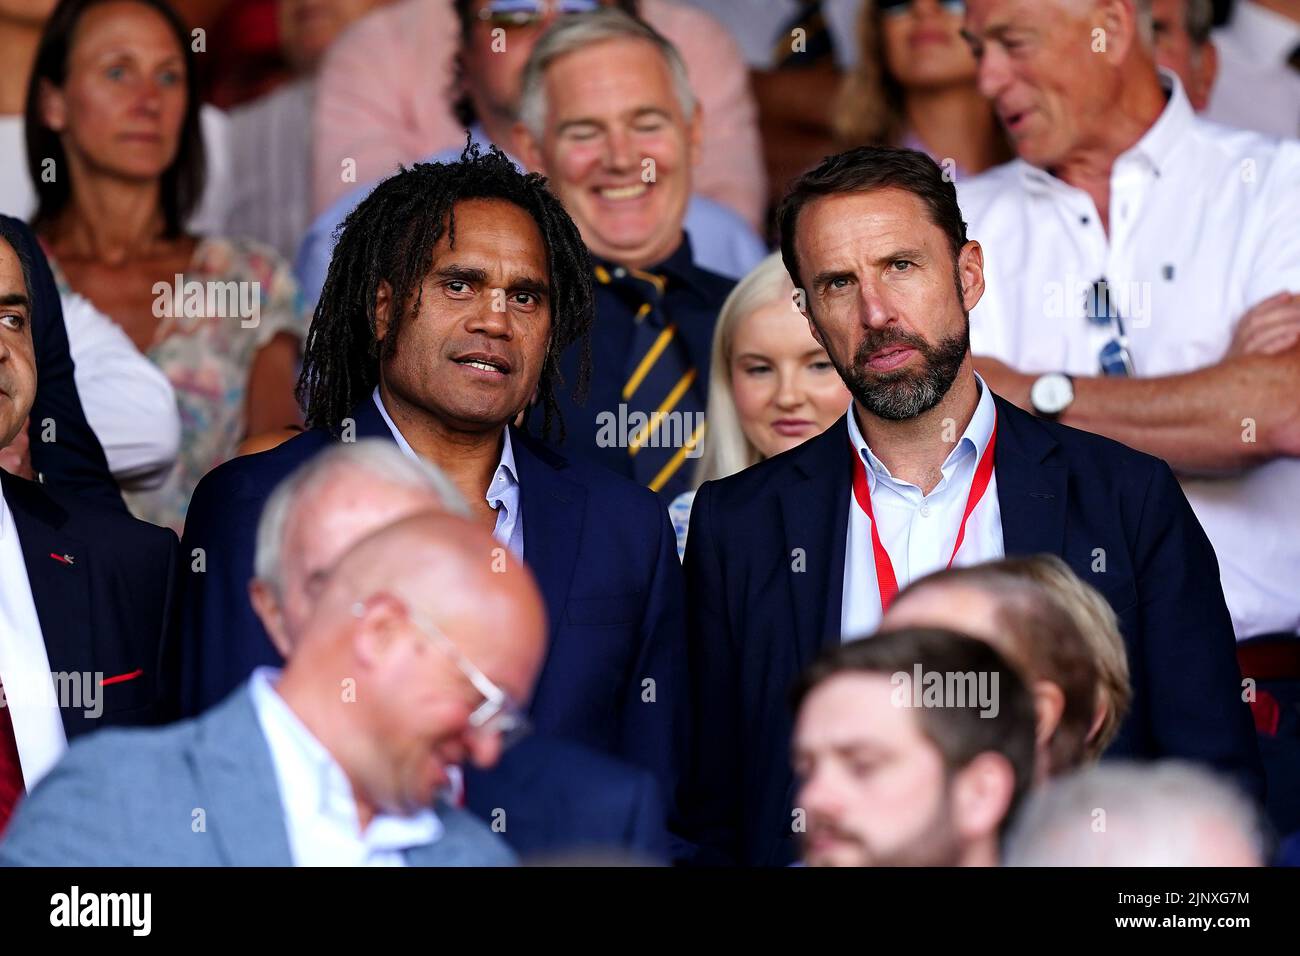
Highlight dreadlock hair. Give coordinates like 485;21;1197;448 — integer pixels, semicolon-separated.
297;141;593;441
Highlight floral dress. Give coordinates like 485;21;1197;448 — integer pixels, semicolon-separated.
51;237;306;533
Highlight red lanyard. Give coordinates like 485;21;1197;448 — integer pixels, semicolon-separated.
849;413;998;612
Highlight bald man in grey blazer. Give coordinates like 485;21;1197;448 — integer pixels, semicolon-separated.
0;510;547;867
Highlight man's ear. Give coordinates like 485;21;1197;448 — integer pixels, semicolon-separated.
958;240;985;314
1084;698;1110;749
513;121;546;174
37;78;67;133
951;751;1018;844
349;592;409;667
1097;0;1136;65
1030;679;1066;778
249;579;292;660
687;101;704;170
373;279;395;343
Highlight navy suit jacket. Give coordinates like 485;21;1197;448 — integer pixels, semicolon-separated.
179;397;690;841
1;470;178;738
464;733;669;863
3;215;122;510
683;395;1264;866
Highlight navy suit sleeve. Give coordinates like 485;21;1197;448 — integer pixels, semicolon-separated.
9;216;123;511
1133;459;1264;800
681;481;744;865
178;464;282;717
619;496;692;846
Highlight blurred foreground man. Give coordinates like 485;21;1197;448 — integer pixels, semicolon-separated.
0;512;537;866
792;628;1037;867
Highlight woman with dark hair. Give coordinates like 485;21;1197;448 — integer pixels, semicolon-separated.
26;0;305;531
834;0;1009;177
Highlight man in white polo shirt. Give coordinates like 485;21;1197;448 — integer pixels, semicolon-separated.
958;0;1300;831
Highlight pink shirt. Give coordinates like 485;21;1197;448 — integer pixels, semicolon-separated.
311;0;765;227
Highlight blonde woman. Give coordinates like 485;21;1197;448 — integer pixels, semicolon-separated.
833;0;1009;178
669;253;851;558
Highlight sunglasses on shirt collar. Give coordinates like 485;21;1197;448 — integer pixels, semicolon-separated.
478;0;602;29
1085;278;1136;377
878;0;965;15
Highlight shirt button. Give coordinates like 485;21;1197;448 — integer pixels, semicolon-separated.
919;504;931;517
613;267;627;278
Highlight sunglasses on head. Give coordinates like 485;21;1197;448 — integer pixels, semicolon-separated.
478;0;601;29
878;0;966;15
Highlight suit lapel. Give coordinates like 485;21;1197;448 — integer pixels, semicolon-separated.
512;428;586;640
189;685;296;866
992;397;1069;558
2;473;93;738
778;419;852;673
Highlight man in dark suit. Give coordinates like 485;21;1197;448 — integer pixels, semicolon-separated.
0;219;177;835
0;215;120;509
181;146;688;850
683;146;1262;866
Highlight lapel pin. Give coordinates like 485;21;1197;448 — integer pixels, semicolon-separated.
49;552;75;565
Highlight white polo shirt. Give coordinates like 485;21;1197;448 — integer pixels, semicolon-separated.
957;72;1300;639
840;375;1004;641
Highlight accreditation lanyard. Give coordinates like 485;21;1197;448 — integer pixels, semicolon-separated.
849;414;998;613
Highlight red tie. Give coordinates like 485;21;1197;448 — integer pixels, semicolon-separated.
0;678;25;835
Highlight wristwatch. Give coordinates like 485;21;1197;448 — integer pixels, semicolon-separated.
1030;372;1075;420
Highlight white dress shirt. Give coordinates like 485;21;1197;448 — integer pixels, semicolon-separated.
372;388;524;558
957;72;1300;639
60;291;181;491
1205;1;1300;139
248;667;443;867
0;486;68;791
841;375;1004;640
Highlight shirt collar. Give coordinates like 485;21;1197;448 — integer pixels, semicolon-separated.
846;373;997;494
1016;69;1193;192
249;667;443;853
1224;1;1300;66
372;387;517;512
486;427;520;510
592;233;700;293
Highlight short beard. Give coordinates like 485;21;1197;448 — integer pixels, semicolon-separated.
830;316;970;423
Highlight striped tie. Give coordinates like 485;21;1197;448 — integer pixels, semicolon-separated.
774;0;834;69
595;264;706;499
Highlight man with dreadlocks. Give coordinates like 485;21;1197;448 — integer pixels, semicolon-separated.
177;144;691;851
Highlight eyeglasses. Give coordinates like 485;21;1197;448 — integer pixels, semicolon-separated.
350;600;531;751
1084;278;1135;377
477;0;601;29
878;0;966;16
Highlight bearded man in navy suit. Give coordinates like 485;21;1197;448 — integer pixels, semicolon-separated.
682;146;1262;866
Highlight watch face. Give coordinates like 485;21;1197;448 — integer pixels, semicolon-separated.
1032;374;1073;415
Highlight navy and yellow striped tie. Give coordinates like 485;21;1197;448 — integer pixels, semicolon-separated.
595;264;707;498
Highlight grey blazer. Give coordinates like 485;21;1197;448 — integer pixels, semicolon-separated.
0;684;516;867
